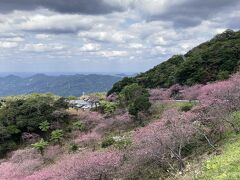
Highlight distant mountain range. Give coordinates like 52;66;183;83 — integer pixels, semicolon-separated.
0;74;123;97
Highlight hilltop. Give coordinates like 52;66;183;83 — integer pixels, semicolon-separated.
108;29;240;95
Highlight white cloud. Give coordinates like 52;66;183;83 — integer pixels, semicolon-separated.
19;14;94;33
0;41;19;48
96;50;129;58
104;0;183;16
128;43;144;49
3;37;24;42
78;30;135;43
35;34;50;39
22;43;65;52
79;43;101;52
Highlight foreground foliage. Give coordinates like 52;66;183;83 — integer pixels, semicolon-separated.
0;72;240;179
194;133;240;180
0;93;69;157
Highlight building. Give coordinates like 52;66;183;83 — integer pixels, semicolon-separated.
68;99;99;110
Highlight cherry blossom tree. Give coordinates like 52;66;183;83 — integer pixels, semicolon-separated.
24;151;123;180
133;109;196;172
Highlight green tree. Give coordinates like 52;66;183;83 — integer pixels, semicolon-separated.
128;95;151;117
120;84;151;124
120;83;148;105
53;97;68;109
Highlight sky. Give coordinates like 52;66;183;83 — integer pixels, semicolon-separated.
0;0;240;74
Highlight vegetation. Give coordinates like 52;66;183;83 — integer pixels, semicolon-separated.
1;73;240;179
101;136;115;148
98;100;117;114
108;30;240;95
50;130;64;144
31;139;48;155
0;93;69;157
119;83;151;124
39;121;50;132
102;135;131;150
68;143;79;153
193;133;240;180
72;120;86;131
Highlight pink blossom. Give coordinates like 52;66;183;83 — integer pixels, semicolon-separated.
74;131;102;147
23;151;123;180
181;84;203;100
149;88;171;101
106;93;118;102
0;149;44;180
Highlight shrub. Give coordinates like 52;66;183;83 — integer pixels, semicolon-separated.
68;143;79;153
99;101;117;114
39;121;50;132
31;139;48;155
50;130;64;144
113;135;132;150
72;120;85;131
128;95;151;117
101;135;132;150
102;136;115;148
229;111;240;133
149;102;166;117
179;102;194;112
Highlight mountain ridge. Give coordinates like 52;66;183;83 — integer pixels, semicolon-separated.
0;74;122;97
108;29;240;95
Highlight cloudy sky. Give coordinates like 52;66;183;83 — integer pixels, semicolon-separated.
0;0;239;74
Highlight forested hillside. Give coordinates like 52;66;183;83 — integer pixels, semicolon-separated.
108;30;240;95
0;74;122;97
1;72;240;179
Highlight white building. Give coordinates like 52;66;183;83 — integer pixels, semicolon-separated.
68;99;99;110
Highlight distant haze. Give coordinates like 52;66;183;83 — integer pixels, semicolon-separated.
0;74;123;97
0;72;136;78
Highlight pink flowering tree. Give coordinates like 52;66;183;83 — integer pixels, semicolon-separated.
197;73;240;134
24;151;123;180
181;84;203;100
0;148;44;179
149;88;172;101
133;109;196;172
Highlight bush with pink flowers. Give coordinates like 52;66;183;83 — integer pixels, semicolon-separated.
24;151;123;180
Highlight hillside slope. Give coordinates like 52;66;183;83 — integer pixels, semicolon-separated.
108;29;240;95
174;133;240;180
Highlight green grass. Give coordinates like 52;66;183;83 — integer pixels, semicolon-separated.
172;101;196;112
194;133;240;180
